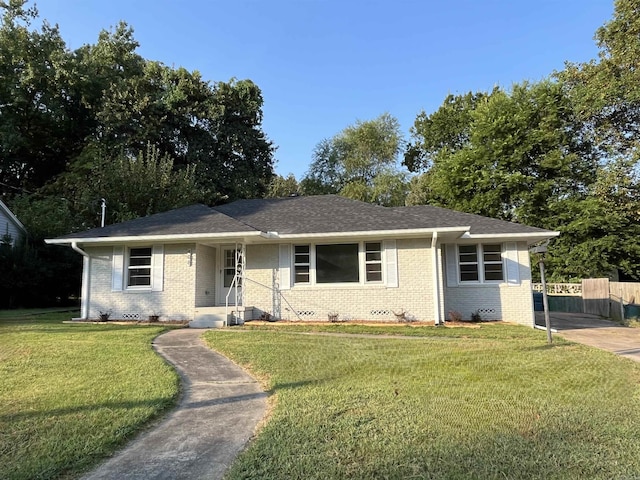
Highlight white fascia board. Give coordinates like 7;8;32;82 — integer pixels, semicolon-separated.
0;200;26;234
459;231;560;245
268;226;471;240
45;231;263;245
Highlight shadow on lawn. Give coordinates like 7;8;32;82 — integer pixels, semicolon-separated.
0;397;176;423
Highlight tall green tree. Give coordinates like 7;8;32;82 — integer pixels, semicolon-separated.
58;144;206;226
560;0;640;158
0;1;78;191
301;113;408;206
405;82;595;227
0;1;276;204
403;81;627;280
267;173;299;198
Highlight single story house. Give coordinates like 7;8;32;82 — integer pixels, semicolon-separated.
0;199;26;247
46;195;558;327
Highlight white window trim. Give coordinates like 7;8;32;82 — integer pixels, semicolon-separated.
364;241;384;284
457;243;505;284
291;241;387;287
126;246;153;290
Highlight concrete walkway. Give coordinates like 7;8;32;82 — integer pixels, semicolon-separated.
82;328;267;480
536;312;640;362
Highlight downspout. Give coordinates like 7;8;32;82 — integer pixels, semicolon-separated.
72;242;91;320
431;232;442;325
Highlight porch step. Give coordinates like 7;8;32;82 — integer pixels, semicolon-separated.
190;306;254;328
190;307;228;328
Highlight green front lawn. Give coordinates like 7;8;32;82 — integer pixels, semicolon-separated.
204;323;640;479
0;312;179;480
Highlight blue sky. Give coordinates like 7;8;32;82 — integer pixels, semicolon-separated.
37;0;614;179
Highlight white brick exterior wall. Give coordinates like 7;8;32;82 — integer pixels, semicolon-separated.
81;239;535;326
443;241;535;326
244;239;435;322
85;244;196;321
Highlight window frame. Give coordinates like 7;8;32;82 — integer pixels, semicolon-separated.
457;243;505;284
291;241;386;287
293;244;311;285
126;246;153;289
364;242;383;283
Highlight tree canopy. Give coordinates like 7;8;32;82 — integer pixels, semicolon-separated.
300;113;409;206
0;1;275;209
0;0;276;306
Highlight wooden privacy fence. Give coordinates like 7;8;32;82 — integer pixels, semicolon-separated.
533;279;640;321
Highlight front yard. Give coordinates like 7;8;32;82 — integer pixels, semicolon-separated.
0;312;179;480
2;315;640;479
204;323;640;479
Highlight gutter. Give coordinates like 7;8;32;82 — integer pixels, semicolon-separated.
71;241;89;257
71;242;90;320
260;226;471;240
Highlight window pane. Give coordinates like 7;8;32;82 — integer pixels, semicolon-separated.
366;251;381;262
365;242;381;252
294;265;310;284
294;245;311;284
484;253;502;262
484;263;504;281
223;269;235;288
128;248;152;287
295;253;310;264
129;268;151;286
316;244;359;283
460;264;479;281
483;245;502;263
366;263;382;282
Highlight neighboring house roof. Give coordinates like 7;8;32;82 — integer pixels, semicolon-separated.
47;195;557;244
0;199;27;238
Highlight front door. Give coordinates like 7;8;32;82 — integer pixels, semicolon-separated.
219;246;243;305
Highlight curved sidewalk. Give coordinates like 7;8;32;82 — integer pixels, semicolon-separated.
83;328;267;480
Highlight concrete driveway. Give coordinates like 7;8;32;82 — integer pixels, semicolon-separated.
535;312;640;362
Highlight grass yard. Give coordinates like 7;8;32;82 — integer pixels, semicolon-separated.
204;323;640;480
0;311;179;480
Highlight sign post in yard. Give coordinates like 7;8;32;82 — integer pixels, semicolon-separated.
531;244;552;344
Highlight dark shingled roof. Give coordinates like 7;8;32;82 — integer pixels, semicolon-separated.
213;195;431;234
53;195;553;240
393;205;549;235
57;204;256;239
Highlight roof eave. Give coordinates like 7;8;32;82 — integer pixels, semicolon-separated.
266;226;471;240
460;231;560;245
45;231;263;245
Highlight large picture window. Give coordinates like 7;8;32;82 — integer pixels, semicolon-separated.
458;244;503;283
290;241;392;286
128;247;152;287
316;243;359;283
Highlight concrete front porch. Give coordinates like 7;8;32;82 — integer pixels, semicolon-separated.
190;306;254;328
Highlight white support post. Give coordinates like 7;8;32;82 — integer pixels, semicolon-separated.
81;255;90;319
